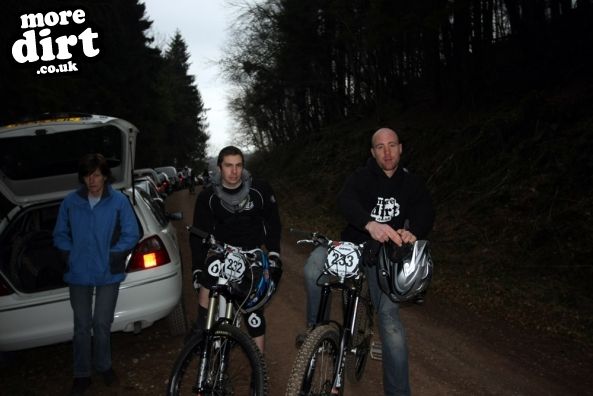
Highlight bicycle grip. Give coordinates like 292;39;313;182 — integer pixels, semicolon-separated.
186;225;209;239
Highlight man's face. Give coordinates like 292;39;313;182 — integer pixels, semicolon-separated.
219;154;243;188
371;129;402;175
84;168;106;196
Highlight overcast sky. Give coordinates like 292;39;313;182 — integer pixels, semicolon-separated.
142;0;236;157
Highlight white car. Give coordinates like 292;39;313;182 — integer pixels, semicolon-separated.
134;175;166;201
0;114;186;351
134;167;165;194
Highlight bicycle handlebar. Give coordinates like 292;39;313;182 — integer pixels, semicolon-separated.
187;225;265;261
186;225;223;254
289;227;331;247
288;227;314;237
186;224;209;239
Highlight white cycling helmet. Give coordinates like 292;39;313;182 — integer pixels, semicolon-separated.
376;240;433;303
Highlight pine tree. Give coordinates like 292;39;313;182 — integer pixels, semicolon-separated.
162;31;209;169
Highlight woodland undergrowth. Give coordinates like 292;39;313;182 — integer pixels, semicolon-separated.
250;79;593;348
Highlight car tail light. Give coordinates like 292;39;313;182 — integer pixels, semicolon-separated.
127;235;171;272
0;276;15;296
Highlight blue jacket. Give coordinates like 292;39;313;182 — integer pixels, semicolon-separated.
53;184;140;286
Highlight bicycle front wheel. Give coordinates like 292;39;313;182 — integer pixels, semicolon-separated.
285;323;342;396
167;324;268;395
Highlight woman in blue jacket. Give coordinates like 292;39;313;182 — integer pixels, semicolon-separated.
53;153;139;396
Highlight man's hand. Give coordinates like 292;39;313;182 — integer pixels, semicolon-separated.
365;221;403;245
396;229;417;244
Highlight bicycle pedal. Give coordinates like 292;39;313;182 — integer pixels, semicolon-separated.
370;341;382;361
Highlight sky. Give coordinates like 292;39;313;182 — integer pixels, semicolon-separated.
142;0;236;157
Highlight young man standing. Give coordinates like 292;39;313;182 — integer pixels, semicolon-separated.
189;146;282;352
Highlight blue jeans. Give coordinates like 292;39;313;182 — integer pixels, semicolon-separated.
69;283;120;378
364;264;410;396
303;246;329;326
303;246;410;396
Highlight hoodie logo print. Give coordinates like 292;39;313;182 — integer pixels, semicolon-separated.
242;196;255;211
371;197;400;222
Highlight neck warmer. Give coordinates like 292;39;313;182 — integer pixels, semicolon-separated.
212;169;253;213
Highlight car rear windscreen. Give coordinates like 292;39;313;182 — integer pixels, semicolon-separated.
0;125;123;180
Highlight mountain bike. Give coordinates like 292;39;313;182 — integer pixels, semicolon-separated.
286;230;374;396
166;226;269;395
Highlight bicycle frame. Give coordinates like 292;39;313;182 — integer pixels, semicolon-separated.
170;226;269;396
287;230;373;395
314;273;367;392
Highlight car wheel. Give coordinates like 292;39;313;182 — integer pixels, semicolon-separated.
167;299;187;336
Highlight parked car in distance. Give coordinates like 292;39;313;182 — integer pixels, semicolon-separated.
155;166;179;190
0;113;187;352
134;168;163;192
134;175;166;203
158;172;173;194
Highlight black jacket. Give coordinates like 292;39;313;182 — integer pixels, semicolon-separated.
338;158;435;244
190;178;281;271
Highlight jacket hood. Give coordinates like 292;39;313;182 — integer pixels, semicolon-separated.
365;157;404;180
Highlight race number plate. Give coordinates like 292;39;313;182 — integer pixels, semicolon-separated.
325;241;361;278
221;251;247;281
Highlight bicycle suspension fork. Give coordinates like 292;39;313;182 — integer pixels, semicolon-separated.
195;291;235;393
194;292;220;393
214;296;235;385
316;283;332;324
333;288;358;392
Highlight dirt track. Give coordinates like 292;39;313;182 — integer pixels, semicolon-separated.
2;188;592;395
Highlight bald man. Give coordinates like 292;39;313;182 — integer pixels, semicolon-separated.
301;127;435;396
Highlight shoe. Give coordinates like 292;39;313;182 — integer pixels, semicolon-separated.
295;325;314;348
70;377;91;396
100;368;119;386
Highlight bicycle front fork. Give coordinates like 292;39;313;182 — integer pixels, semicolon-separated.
331;288;359;393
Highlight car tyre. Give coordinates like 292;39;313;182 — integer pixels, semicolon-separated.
167;299;187;336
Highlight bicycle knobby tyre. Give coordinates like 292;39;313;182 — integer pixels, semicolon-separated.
285;323;342;396
167;323;269;395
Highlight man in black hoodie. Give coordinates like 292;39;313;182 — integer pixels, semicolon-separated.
302;127;434;396
190;145;282;353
